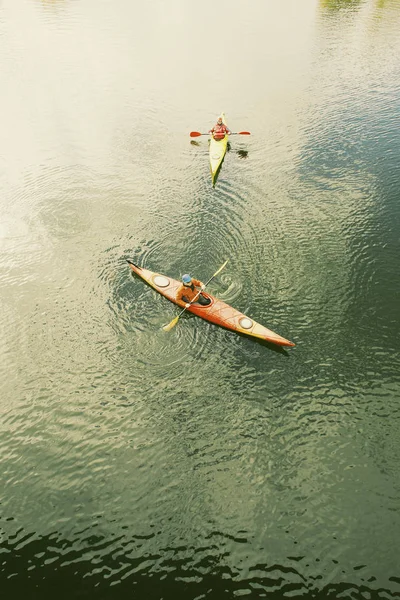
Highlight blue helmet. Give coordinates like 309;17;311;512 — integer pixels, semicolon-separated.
182;274;192;284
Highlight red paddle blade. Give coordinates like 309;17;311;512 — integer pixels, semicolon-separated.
238;131;250;135
190;131;203;137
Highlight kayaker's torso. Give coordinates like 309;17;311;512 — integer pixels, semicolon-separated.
210;123;229;140
176;278;202;303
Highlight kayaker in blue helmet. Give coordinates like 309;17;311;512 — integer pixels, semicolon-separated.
209;117;231;141
176;274;211;307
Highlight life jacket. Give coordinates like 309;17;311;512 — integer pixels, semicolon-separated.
176;278;202;304
212;124;228;140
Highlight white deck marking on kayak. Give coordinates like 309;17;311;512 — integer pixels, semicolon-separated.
153;275;170;287
239;317;253;329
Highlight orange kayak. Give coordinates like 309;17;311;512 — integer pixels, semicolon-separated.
127;261;295;348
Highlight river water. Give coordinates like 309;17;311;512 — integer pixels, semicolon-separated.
1;0;399;598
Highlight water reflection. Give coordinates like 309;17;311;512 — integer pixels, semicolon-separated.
39;0;65;6
3;527;399;599
319;0;362;9
227;143;249;159
2;0;400;598
319;0;399;15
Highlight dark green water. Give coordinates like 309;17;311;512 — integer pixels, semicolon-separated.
1;0;399;598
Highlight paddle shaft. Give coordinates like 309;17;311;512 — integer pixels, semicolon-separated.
190;131;250;137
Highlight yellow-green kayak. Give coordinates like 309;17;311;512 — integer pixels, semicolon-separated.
209;113;229;187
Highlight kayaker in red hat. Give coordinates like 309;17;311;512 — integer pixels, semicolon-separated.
176;274;211;307
209;117;231;141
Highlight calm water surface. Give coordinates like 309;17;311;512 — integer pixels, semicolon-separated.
1;0;400;598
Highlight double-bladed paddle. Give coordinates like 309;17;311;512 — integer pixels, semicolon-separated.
190;131;250;137
162;260;228;332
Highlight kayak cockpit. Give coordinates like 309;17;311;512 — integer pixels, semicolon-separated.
176;293;214;310
191;293;214;309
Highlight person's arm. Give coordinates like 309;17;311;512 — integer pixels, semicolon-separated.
192;278;206;291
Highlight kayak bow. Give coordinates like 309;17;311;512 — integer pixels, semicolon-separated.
127;260;295;348
209;112;229;187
